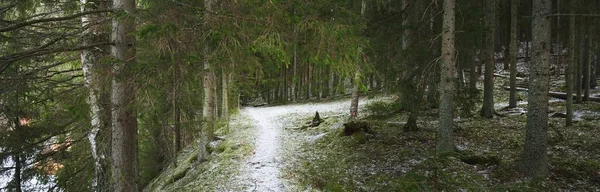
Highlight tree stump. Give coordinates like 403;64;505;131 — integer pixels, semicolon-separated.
308;111;323;127
342;121;372;136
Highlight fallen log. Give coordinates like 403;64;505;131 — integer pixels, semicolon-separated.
494;73;525;80
503;86;600;102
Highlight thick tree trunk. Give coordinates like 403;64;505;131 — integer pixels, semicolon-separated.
481;0;496;118
110;0;138;190
509;0;519;108
521;0;551;179
566;0;576;126
438;0;456;155
80;0;111;190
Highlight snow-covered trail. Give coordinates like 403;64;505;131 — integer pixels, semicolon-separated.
239;98;375;191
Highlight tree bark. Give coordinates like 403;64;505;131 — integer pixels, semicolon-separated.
292;46;297;102
199;0;216;162
110;0;138;190
521;0;551;179
222;67;229;118
350;72;361;119
583;33;590;101
13;154;22;192
575;16;583;103
566;0;576;126
438;0;456;155
481;0;496;118
509;0;519;108
80;0;111;190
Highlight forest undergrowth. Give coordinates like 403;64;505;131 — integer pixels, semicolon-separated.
283;78;600;191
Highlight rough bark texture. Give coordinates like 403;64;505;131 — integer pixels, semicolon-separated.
566;0;576;126
481;0;496;118
437;0;456;155
508;0;519;108
80;0;111;190
521;0;551;179
110;0;138;190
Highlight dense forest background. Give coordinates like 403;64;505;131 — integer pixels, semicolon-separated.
1;0;599;191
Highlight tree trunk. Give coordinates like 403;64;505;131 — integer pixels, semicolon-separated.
292;46;297;102
481;0;496;118
575;17;583;103
469;49;478;91
199;0;216;162
111;0;138;190
583;33;590;101
222;67;229;117
566;0;576;126
350;72;361;119
521;0;551;179
322;66;330;98
438;0;456;155
509;0;519;108
80;0;111;190
13;154;22;192
350;0;366;119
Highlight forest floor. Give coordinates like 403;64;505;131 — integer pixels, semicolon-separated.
145;76;600;192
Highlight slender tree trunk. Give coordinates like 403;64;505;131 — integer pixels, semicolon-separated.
111;0;138;190
509;0;519;108
521;0;551;179
469;49;478;91
481;0;496;118
583;33;590;101
322;66;330;98
350;0;366;119
575;17;583;103
80;0;110;190
350;72;361;119
222;67;229;117
438;0;456;155
292;46;297;102
13;154;22;192
566;0;576;126
199;0;216;162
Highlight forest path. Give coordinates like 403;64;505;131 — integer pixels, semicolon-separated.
239;98;370;191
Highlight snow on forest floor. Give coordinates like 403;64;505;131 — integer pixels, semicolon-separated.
143;96;382;191
238;97;381;191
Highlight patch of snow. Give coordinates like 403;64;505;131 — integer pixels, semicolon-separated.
238;97;380;191
306;133;327;143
